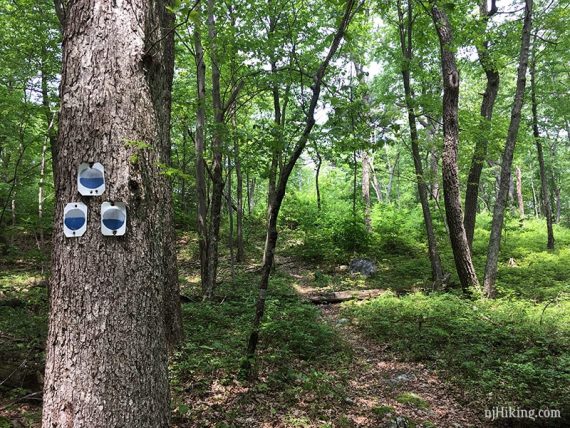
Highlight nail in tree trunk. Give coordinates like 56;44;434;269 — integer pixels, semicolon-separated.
243;0;357;377
483;0;533;297
42;1;181;426
515;166;524;219
530;47;554;249
430;1;479;289
464;0;500;248
397;0;444;283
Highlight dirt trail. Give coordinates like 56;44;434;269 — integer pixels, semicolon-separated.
282;259;487;427
321;304;486;427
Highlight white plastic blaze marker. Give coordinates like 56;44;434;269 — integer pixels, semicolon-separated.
63;202;87;237
101;202;127;236
77;162;105;196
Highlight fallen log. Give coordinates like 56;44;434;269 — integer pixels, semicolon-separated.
306;289;385;304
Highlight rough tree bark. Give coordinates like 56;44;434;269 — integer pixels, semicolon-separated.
42;1;181;426
243;0;359;376
483;0;533;297
530;46;554;249
397;0;444;283
430;1;479;289
463;0;500;248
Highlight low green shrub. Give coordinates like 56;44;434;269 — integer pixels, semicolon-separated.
343;292;570;413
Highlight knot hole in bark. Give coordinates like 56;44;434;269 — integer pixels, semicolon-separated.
129;179;140;193
448;71;459;88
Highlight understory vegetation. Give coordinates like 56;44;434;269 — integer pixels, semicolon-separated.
2;194;569;425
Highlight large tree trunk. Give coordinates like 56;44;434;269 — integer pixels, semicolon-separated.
483;0;533;297
42;1;181;426
194;19;209;292
243;0;358;377
397;0;444;284
530;48;554;249
431;1;479;289
464;0;500;247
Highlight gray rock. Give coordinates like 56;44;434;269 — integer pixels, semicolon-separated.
393;373;414;383
349;258;377;277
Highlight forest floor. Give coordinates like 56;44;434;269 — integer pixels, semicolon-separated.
1;221;569;427
284;261;484;427
168;254;486;427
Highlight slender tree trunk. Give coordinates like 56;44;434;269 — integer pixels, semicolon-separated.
464;0;500;248
42;1;180;426
515;166;524;219
386;151;399;202
194;20;209;292
39;54;56;249
398;0;444;283
430;1;479;289
362;150;371;231
204;0;225;299
483;0;533;297
555;186;561;223
530;177;539;217
352;151;357;218
227;158;235;280
247;175;255;216
315;149;322;210
370;157;383;202
234;117;245;262
430;147;440;201
530;48;554;249
243;0;357;376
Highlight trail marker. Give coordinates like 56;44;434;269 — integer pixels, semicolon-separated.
63;202;87;237
78;162;105;196
101;202;127;236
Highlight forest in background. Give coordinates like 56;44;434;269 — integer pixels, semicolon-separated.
0;0;569;426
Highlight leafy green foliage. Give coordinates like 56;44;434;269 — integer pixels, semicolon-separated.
171;271;349;383
344;291;570;412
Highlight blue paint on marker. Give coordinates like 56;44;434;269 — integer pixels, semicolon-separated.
80;176;104;189
65;217;85;230
103;218;124;230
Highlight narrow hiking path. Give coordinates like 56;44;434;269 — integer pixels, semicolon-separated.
282;259;487;427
